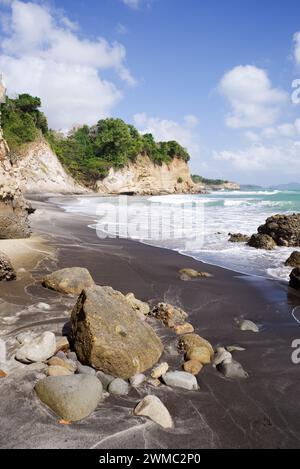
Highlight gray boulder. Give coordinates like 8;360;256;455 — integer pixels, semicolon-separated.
76;363;96;376
248;234;277;250
218;360;248;379
162;371;198;391
108;378;129;396
70;285;163;379
96;371;115;391
35;374;103;421
42;267;94;295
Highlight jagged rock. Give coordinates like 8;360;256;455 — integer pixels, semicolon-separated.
186;346;211;365
96;371;115;391
162;371;198;390
248;234;277;250
151;362;169;379
179;268;212;281
125;293;150;317
228;233;250;243
285;251;300;268
257;213;300;247
71;285;163;379
129;373;146;387
108;378;129;396
35;374;103;421
178;333;214;358
134;395;173;429
183;360;203;375
46;366;73;377
290;268;300;290
150;302;188;328
47;356;77;373
15;331;56;363
0;251;16;281
218;360;248;379
42;267;94;295
238;319;259;333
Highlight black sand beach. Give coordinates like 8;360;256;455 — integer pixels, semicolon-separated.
1;196;300;449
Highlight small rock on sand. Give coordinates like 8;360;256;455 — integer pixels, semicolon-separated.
238;319;259;332
179;268;213;281
162;371;198;391
134;395;173;429
42;267;95;295
129;373;146;387
35;374;103;421
183;360;203;375
108;378;129;396
151;362;169;379
16;331;56;364
218;360;248;379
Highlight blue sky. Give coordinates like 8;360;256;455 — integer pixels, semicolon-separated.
1;0;300;184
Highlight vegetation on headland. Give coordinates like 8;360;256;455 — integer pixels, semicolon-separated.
1;94;190;186
191;174;229;186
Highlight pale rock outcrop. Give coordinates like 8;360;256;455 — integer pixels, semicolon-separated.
96;155;198;195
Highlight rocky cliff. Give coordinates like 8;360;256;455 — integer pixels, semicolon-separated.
11;137;86;194
96;154;198;195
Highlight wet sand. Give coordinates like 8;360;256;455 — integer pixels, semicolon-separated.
1;195;300;449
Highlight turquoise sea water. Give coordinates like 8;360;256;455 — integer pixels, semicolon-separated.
61;189;300;282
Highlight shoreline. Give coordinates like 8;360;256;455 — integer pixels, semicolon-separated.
0;195;300;448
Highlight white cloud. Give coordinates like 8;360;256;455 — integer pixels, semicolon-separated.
219;65;287;128
0;1;136;129
214;141;300;173
293;31;300;65
122;0;140;9
133;113;201;158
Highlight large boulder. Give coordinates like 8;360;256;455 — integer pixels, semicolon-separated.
290;268;300;290
70;286;163;379
257;214;300;247
0;251;16;281
285;251;300;268
247;233;277;250
42;267;94;295
35;374;103;421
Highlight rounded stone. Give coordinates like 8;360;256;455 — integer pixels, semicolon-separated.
108;378;129;396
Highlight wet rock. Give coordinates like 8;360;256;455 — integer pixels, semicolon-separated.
134;395;173;429
179;268;213;281
248;234;277;250
257;213;300;247
173;323;194;335
42;267;94;295
46;365;73;377
108;378;129;396
290;268;300;290
71;285;163;379
76;363;96;376
35;374;103;421
151;362;169;379
0;251;16;281
37;302;51;311
162;371;198;391
186;346;211;365
178;333;214;358
285;251;300;268
228;233;250;243
150;302;188;328
213;347;232;366
129;373;146;387
226;345;246;352
47;356;77;373
218;360;248;379
96;371;115;391
15;331;56;364
183;360;203;375
238;319;259;333
125;293;150;317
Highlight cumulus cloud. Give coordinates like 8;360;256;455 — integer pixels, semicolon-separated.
0;1;136;129
219;65;287;128
133;113;201;158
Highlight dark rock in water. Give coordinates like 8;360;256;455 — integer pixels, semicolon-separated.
42;267;95;295
228;233;250;243
290;268;300;290
285;251;300;268
0;251;16;281
248;233;277;250
257;213;300;247
70;285;163;379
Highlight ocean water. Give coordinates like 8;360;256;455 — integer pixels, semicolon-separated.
60;189;300;283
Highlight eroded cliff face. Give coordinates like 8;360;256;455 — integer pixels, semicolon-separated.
0;129;31;238
96;155;198;195
12;137;86;194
